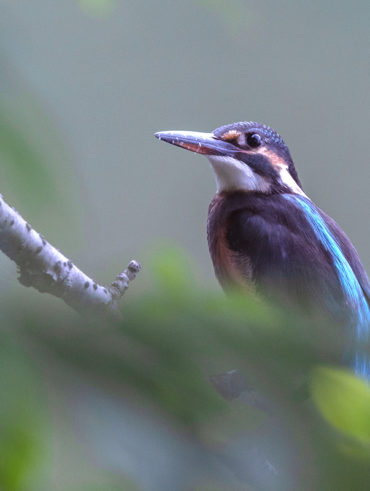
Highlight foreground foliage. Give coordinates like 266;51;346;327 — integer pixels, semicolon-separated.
0;250;369;490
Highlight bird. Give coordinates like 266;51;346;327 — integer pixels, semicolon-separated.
155;121;370;379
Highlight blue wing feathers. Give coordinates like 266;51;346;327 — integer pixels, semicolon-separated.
284;195;370;378
319;210;370;303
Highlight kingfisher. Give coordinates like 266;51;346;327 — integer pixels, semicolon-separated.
155;121;370;378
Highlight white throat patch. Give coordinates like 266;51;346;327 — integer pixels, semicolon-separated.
207;155;271;193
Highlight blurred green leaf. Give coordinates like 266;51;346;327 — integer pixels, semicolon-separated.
78;0;116;16
149;246;195;295
0;337;46;490
310;367;370;443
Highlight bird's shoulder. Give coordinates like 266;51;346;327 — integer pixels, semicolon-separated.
222;192;369;303
222;192;314;244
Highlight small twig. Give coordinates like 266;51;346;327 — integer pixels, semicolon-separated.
107;260;142;313
0;193;141;317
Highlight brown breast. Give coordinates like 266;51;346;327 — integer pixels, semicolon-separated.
207;193;254;292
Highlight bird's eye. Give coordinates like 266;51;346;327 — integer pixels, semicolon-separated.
246;133;262;148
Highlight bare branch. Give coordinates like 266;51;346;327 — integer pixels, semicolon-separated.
0;194;141;317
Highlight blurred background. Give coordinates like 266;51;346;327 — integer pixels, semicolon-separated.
0;1;369;489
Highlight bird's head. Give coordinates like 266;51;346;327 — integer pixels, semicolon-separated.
155;121;303;195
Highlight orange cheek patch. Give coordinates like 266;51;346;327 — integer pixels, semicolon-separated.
221;130;241;141
258;148;288;171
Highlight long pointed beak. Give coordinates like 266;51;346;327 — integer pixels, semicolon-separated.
154;130;238;156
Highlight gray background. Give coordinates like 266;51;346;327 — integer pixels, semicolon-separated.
1;0;369;297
